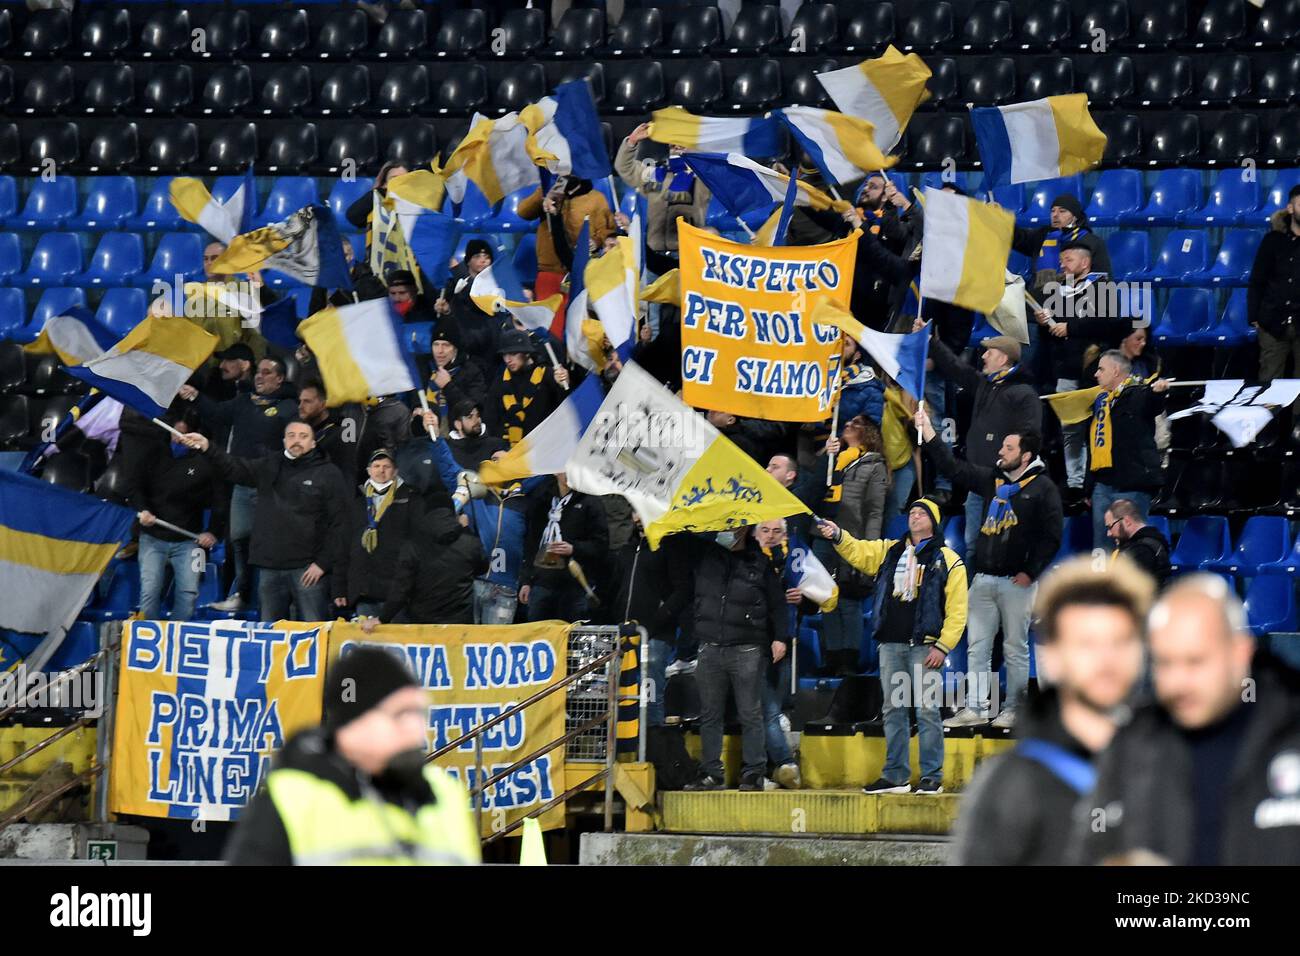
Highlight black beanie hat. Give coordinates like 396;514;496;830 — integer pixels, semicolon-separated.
464;239;494;262
323;646;420;736
1051;193;1086;224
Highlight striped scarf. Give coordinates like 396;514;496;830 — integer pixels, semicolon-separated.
360;479;399;553
982;474;1037;537
1090;377;1136;472
500;363;546;447
823;445;863;504
986;363;1019;385
424;363;456;418
892;538;931;602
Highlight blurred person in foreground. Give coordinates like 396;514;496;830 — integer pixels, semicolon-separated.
955;554;1154;865
1071;574;1300;865
226;646;479;866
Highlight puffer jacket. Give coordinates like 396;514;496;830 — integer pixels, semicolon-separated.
1247;208;1300;337
670;535;789;648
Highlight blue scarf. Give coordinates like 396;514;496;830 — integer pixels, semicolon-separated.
981;473;1036;537
654;157;695;194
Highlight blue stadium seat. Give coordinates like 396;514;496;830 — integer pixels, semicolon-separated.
512;232;538;284
1122;167;1200;226
282;287;313;318
990;183;1024;215
73;233;144;288
0;176;16;225
1184;168;1261;225
65;175;138;231
79;559;140;622
1261;169;1300;225
1019;174;1084;227
1085;169;1143;226
136;232;205;288
95;288;147;339
1146;514;1171;544
254;176;318;227
406;321;434;356
124;176;185;231
883;514;908;540
942;515;965;560
1244;576;1298;636
12;234;82;287
1169;515;1232;572
259;267;304;290
1154;288;1215;345
1257;533;1300;576
11;176;77;229
1187;288;1256;346
1144;229;1210;285
1052;513;1093;564
1106;230;1150;280
1204;516;1291;575
454;181;493;225
0;288;27;340
325;177;371;226
1205;230;1264;286
211;172;260;223
29;288;86;338
477;184;539;234
46;620;99;671
0;232;20;285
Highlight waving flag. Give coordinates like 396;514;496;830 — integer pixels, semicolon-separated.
565;220;596;372
1044;385;1106;426
775;106;898;188
477;374;604;485
296;298;420;405
521;80;612;181
256;296;309;351
67;316;217;418
481;294;566;334
443;113;542;205
1166;380;1300;448
683;152;841;220
565;362;810;548
213;205;353;289
918;186;1016;314
585;236;639;359
169;165;254;243
785;532;839;612
970;94;1107;188
640;270;680;306
25;306;118;366
813;299;930;402
814;47;932;152
20;391;125;475
648;107;782;156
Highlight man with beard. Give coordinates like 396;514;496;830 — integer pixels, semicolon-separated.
1105;498;1171;587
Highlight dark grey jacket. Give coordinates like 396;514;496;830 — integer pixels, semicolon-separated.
929;336;1042;471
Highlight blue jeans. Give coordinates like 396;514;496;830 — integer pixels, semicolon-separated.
258;566;330;622
1057;378;1087;490
474;579;519;625
884;461;916;524
924;373;952;492
1091;485;1152;552
227;486;257;601
138;534;203;621
526;581;588;623
965;573;1035;716
878;642;945;783
764;653;793;767
645;637;672;728
964;490;986;559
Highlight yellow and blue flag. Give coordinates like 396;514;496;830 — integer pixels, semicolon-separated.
917;186;1017;315
970;94;1107;188
212;204;353;289
0;470;135;643
382;166;462;287
24;306;119;367
814;47;933;152
296;298;421;406
477;374;604;485
67;315;218;418
521;80;612;181
647;106;782;155
585;235;638;360
785;532;839;612
813;299;931;402
775;106;899;188
443;113;542;205
169;164;254;243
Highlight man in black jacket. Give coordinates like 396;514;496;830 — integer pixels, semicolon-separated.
1248;185;1300;382
1106;498;1171;588
362;508;487;626
674;527;790;792
446;401;509;471
955;554;1153;864
487;329;569;447
337;449;426;620
519;472;608;622
917;406;1063;730
181;420;350;622
298;381;362;488
421;330;487;431
1072;574;1300;865
1086;350;1170;549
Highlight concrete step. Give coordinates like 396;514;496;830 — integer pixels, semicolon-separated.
580;831;951;866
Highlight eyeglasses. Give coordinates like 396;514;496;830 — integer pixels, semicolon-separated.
1106;518;1124;533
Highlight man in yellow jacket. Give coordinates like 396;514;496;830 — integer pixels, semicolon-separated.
225;646;480;865
817;498;968;794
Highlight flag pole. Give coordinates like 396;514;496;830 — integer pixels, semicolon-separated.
543;342;570;391
914;294;926;497
138;513;201;541
151;417;186;442
734;216;757;240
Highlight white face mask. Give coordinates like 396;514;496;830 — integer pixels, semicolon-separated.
368;479;394;493
714;531;739;550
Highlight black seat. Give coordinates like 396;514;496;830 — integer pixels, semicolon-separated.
494;62;546;113
21;64;74;115
1017;0;1071;50
374;10;427;59
145;121;198;171
906;114;967;166
0;124;17;172
1142;112;1199;164
1263;110;1300;163
263;123;317;173
141;64;193;115
836;1;895;54
0;343;25;393
315;63;370;115
608;60;665;113
1133;55;1192;104
496;7;546;58
1072;0;1130;49
726;3;780;53
1202;112;1258;163
555;62;605;104
962;56;1016;105
94;455;133;506
201;65;254;116
783;58;839;108
1019;56;1074;98
431;64;488;115
660;4;721;56
728;59;782;110
901;1;953;51
1078;54;1135;106
41;452;92;494
385;123;437;166
1197;54;1251;104
549;7;604;58
1127;0;1188;48
606;7;661;56
1255;53;1300;104
86;121;139;172
259;8;310;59
325;122;378;172
26;122;79;171
1096;112;1141;164
786;3;837;54
1191;0;1246;48
21;9;71;58
261;64;312;116
373;63;429;115
206;122;258;171
0;9;11;59
83;64;135;114
434;8;488;58
0;395;27;447
139;8;191;59
1252;0;1300;47
202;9;251;59
81;7;131;59
924;58;959;106
960;1;1013;50
316;8;369;60
0;66;11;112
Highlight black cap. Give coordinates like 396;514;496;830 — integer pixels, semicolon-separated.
451;399;479;422
464;239;494;262
323;646;421;736
386;269;417;289
431;327;459;349
498;328;535;355
367;447;395;465
1060;237;1094;255
1051;193;1086;223
215;343;256;364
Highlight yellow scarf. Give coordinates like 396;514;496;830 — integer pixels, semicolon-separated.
360;479;398;553
1090;377;1136;472
501;364;547;447
823;446;863;504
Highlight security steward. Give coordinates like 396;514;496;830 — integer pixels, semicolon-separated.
225;646;480;865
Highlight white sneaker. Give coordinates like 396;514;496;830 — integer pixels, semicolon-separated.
763;777;779;791
943;708;988;729
990;709;1017;730
774;762;801;790
208;596;246;613
665;658;697;677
